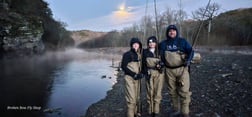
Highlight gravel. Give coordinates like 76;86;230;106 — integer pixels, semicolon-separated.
84;48;252;117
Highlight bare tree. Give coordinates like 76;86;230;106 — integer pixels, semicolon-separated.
192;2;220;32
192;3;220;21
175;0;188;36
192;2;221;45
140;15;156;41
158;8;177;39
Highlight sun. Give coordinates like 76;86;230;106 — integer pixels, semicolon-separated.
119;4;125;11
114;3;129;17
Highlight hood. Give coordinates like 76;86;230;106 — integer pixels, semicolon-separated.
130;37;142;50
166;24;179;39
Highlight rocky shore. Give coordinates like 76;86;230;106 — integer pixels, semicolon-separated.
84;48;252;117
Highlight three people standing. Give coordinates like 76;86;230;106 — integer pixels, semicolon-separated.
121;24;194;117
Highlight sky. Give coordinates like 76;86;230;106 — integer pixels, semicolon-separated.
44;0;252;32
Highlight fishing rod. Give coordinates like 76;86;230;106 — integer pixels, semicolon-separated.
135;0;150;116
136;43;143;117
192;0;212;47
153;0;160;57
136;74;142;117
188;0;211;64
154;0;159;42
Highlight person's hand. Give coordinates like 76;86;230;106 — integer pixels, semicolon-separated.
156;61;164;70
156;61;165;73
156;63;161;68
134;73;144;80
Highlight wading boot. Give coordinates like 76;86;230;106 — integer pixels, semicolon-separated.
170;109;180;117
134;113;141;117
152;113;159;117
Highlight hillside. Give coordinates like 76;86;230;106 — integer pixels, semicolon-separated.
76;8;252;48
71;30;107;46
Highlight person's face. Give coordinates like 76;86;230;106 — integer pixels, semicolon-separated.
148;42;156;48
168;29;177;38
132;43;140;51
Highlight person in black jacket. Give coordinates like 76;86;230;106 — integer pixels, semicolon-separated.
142;36;164;117
121;37;144;117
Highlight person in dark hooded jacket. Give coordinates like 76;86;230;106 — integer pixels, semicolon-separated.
121;37;144;117
159;25;194;117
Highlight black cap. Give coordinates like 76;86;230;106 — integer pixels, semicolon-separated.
167;25;177;31
147;36;157;44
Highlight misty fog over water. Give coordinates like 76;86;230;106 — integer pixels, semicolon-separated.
0;48;120;117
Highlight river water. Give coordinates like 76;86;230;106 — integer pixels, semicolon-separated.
0;48;121;117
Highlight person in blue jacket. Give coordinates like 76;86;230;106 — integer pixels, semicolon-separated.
159;24;194;117
121;37;144;117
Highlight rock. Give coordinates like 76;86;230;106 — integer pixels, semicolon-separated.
101;75;106;79
43;107;62;114
214;112;221;117
1;11;44;57
221;73;232;78
195;113;203;117
231;63;238;70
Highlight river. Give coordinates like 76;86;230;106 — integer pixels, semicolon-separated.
0;48;121;117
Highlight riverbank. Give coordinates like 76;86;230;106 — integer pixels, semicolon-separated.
84;47;252;117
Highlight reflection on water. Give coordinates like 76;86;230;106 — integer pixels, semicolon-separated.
0;48;120;117
45;60;117;117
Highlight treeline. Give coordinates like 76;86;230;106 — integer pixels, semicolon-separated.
1;0;74;50
212;8;252;45
78;7;252;48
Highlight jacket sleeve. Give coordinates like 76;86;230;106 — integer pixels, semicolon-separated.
121;52;136;77
158;41;166;64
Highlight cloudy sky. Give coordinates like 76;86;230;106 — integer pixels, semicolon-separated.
44;0;252;32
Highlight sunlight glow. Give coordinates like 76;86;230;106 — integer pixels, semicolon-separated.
119;4;125;11
114;10;128;17
114;3;130;17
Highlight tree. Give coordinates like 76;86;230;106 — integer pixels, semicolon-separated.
192;2;220;33
140;15;156;41
192;2;221;45
175;0;188;36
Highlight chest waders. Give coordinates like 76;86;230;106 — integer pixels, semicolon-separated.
164;50;186;86
164;51;192;115
146;57;164;115
125;54;142;117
